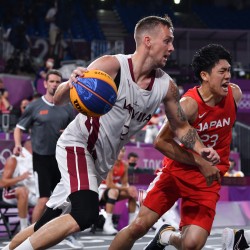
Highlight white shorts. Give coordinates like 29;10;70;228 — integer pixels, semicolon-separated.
144;125;159;144
98;183;108;201
2;187;37;207
46;144;102;210
98;183;122;201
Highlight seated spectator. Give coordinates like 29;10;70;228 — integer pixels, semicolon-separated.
127;152;139;170
98;147;138;235
1;139;37;231
144;106;165;144
224;158;244;177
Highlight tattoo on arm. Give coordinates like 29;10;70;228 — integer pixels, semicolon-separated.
167;82;187;126
169;81;180;102
180;128;203;149
177;102;187;122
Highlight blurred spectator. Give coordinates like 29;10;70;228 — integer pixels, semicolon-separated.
98;147;138;235
31;93;42;102
4;19;33;74
45;1;60;57
11;98;30;125
20;99;30;115
1;139;37;231
0;78;6;95
127;152;139;170
144;106;165;144
33;58;55;91
0;79;12;113
45;0;68;67
224;159;244;177
14;98;30;121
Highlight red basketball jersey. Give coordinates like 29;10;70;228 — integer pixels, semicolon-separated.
101;160;126;185
163;85;236;175
112;161;126;184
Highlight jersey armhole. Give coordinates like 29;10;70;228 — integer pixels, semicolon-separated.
114;68;121;89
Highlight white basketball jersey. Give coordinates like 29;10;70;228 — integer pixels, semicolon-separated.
58;54;170;179
9;148;36;196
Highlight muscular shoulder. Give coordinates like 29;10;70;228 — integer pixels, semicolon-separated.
180;96;198;123
230;83;242;106
4;156;17;171
87;55;120;80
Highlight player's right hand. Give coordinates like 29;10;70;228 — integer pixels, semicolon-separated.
20;171;31;180
200;147;220;165
69;67;89;87
13;145;22;156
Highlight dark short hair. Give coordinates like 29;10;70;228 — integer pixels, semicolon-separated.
192;44;232;83
128;152;139;159
46;69;62;81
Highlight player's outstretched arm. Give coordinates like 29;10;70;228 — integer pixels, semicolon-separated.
160;80;220;163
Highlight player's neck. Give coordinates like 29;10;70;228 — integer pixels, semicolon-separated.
44;94;54;104
198;86;222;106
130;54;155;88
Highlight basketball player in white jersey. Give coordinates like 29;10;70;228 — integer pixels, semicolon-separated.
1;140;37;231
5;15;220;250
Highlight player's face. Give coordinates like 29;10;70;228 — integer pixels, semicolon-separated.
206;59;231;97
149;25;174;68
45;74;62;96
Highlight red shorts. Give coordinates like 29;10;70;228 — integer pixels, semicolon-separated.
143;164;221;234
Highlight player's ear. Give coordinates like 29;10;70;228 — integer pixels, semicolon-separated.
43;80;48;89
144;36;151;47
200;71;209;82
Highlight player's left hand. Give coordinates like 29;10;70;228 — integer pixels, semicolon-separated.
200;147;220;165
198;161;221;186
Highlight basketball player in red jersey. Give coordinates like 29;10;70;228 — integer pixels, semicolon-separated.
5;16;220;250
99;147;138;234
109;44;242;250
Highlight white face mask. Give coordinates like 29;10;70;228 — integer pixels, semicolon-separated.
46;61;54;68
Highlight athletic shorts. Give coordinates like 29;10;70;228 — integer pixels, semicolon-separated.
98;183;122;203
98;183;108;201
46;144;103;210
143;165;221;234
33;152;61;198
2;187;37;207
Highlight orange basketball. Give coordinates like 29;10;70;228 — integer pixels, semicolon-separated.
70;70;117;117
